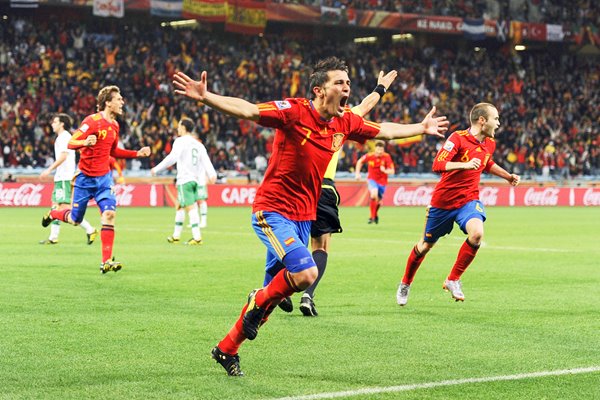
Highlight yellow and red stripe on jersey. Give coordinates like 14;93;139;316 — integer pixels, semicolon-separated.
363;120;381;130
257;103;277;111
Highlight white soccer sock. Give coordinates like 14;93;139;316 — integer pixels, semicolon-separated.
188;206;201;241
173;208;185;238
79;219;95;234
49;220;60;241
199;201;208;228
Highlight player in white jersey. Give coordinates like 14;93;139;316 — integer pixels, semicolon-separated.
39;113;97;245
151;118;217;245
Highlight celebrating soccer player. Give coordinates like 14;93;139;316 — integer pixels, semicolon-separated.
41;85;151;273
277;70;399;317
173;57;448;376
396;102;520;306
355;140;395;224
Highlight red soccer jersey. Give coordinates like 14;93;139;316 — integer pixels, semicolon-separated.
430;129;497;209
255;98;381;220
358;152;394;185
69;113;137;177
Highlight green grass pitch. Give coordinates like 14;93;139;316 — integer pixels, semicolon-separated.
1;206;599;399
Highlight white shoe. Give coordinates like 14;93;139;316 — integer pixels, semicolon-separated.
396;282;411;306
443;279;465;301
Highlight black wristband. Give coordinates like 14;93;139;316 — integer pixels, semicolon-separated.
373;84;386;97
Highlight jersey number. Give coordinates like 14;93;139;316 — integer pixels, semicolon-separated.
460;150;470;162
191;148;198;165
98;129;108;140
300;128;312;146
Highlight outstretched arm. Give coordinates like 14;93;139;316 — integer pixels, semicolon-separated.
376;106;448;140
353;70;398;118
355;158;365;180
173;71;260;121
489;164;520;186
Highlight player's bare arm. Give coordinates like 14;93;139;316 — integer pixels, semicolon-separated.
381;165;395;175
354;70;398;117
40;152;68;179
489;164;520;186
137;147;151;157
444;158;481;171
376;106;448;140
355;159;364;180
173;71;260;121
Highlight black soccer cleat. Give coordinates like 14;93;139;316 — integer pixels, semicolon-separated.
211;346;244;377
277;296;293;313
242;289;267;340
299;293;318;317
374;216;379;224
41;211;53;227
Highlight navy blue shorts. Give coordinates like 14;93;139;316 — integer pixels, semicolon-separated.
71;172;116;223
368;179;386;200
252;211;315;276
423;200;486;243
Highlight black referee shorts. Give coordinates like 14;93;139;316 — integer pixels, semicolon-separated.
311;178;343;238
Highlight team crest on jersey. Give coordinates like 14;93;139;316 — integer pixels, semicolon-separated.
443;140;455;152
331;133;344;151
275;101;291;110
80;124;89;133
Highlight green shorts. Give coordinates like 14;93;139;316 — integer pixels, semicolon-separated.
52;180;72;204
177;182;208;207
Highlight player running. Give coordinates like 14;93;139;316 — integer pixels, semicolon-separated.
396;102;520;306
41;85;151;273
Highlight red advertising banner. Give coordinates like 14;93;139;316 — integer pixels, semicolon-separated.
2;183;599;207
0;183;163;207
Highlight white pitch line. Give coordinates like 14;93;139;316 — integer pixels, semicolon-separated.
271;366;600;400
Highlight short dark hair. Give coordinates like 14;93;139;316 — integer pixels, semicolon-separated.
97;85;120;112
54;113;73;131
180;117;194;133
470;103;496;124
308;57;349;100
375;140;385;148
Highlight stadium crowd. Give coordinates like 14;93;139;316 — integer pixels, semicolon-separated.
277;0;599;26
0;15;598;182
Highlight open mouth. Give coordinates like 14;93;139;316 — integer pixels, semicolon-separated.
338;96;349;112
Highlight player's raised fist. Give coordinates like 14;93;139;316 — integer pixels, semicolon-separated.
85;135;97;146
137;146;151;157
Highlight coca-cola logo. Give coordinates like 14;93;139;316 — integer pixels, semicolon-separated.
393;186;433;206
583;189;600;206
0;183;44;206
221;187;256;205
113;184;135;206
479;187;499;206
524;188;559;206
